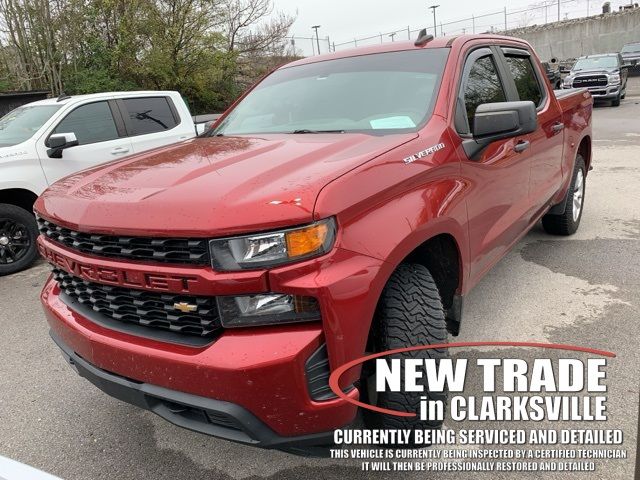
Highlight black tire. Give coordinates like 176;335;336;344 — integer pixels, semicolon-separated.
363;263;448;433
0;204;39;276
542;155;586;236
612;95;621;107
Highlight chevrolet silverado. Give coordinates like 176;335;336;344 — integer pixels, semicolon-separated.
35;33;593;453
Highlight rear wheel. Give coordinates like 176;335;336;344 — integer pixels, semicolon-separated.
0;204;39;276
542;155;586;236
363;263;448;434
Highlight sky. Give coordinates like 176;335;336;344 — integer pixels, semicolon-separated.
273;0;628;55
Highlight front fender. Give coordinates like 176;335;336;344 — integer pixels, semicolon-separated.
335;177;469;293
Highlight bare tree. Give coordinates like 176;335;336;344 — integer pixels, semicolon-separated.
222;0;294;55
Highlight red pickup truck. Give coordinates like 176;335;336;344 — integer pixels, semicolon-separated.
35;34;592;452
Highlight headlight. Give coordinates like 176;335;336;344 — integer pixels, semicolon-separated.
217;293;320;327
608;74;621;85
563;77;573;87
209;218;336;271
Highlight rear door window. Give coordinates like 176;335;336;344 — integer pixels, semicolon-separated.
121;97;178;136
504;53;544;106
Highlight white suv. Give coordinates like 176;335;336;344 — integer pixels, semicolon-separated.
0;91;199;275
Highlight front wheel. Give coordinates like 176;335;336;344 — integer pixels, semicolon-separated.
612;95;621;107
363;263;448;432
542;155;586;236
0;204;40;276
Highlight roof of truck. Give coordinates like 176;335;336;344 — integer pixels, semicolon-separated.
282;34;531;69
25;90;180;106
578;53;619;59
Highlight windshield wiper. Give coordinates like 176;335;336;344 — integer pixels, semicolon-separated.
291;129;345;134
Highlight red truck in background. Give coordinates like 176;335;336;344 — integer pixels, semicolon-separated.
35;33;592;453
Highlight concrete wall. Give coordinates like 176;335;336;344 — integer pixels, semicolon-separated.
506;8;640;62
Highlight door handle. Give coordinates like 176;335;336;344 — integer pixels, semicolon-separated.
111;146;130;155
514;140;530;153
551;122;565;133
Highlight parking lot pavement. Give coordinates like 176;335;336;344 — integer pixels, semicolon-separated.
1;91;639;480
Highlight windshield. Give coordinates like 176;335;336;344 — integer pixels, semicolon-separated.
0;105;60;147
214;49;449;136
572;56;618;71
622;43;640;54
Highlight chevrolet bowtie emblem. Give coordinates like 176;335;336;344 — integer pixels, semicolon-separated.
173;302;198;313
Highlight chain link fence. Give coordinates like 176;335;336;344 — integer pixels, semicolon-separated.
290;0;632;56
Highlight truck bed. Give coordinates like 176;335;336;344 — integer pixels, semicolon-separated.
554;88;588;100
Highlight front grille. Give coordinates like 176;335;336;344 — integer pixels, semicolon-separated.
572;75;607;88
53;268;221;339
38;217;210;265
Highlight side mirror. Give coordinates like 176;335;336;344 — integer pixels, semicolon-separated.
46;133;78;158
463;101;537;160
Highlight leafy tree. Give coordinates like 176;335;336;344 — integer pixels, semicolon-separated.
0;0;296;113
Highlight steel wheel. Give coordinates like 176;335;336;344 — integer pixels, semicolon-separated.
572;169;585;222
0;218;31;264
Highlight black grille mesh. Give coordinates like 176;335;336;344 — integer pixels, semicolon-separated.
53;268;221;338
38;217;210;265
572;75;607;88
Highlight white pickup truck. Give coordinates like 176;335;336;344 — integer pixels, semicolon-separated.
0;90;206;275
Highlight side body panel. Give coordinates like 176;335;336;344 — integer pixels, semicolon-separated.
551;90;593;207
0;146;49;196
526;52;566;219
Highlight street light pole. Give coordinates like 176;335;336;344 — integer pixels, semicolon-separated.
312;25;321;55
429;5;440;37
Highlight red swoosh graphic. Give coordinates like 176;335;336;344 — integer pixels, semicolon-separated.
328;341;616;418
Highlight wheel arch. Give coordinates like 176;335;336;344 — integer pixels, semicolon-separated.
367;226;466;345
402;233;462;315
577;135;591;174
0;188;39;214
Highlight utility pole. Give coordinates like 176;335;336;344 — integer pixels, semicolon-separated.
557;0;560;22
472;14;475;34
312;25;321;55
429;5;440;37
544;4;548;24
504;7;508;31
389;32;397;42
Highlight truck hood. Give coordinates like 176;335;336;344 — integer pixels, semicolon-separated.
37;133;417;237
569;68;618;76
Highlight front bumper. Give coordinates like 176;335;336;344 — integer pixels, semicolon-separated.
579;85;621;99
49;330;334;453
39;236;387;445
